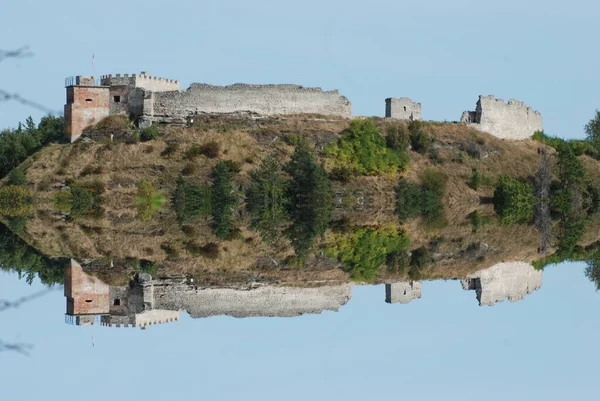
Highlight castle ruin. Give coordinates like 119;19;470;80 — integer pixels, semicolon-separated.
461;95;543;140
385;97;422;121
385;281;422;304
460;261;543;306
64;72;352;142
64;72;543;142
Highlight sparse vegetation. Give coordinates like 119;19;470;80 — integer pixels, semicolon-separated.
135;179;166;221
408;120;433;154
325;119;409;176
326;226;410;282
493;175;534;225
285;140;333;258
395;168;446;228
172;177;212;223
0;186;33;216
246;156;287;243
0;116;64;178
211;161;238;239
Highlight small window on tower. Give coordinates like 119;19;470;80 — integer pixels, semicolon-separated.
85;98;93;102
85;299;93;303
113;299;121;306
403;106;407;111
113;96;121;103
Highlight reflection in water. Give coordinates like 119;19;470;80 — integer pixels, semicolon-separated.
63;259;545;330
385;281;421;304
460;262;543;306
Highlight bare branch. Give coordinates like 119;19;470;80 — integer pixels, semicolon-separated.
0;288;55;312
0;340;33;356
0;89;60;115
0;46;33;63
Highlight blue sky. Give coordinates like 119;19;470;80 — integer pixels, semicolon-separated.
1;0;599;138
1;263;599;401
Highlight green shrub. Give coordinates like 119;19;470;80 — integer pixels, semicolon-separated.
201;142;220;158
385;124;410;150
329;166;357;182
70;182;104;217
395;180;423;220
408;121;433;154
0;185;33;216
222;160;242;174
139;260;158;276
140;125;160;141
326;226;410;282
395;169;446;226
135;179;166;221
246;156;288;243
325;119;409;176
161;142;180;158
469;168;482;190
172;177;212;223
200;242;220;259
285;141;334;258
185;142;221;159
7;169;26;186
211;161;238;239
493;175;534;225
428;147;444;164
181;163;197;176
285;134;303;146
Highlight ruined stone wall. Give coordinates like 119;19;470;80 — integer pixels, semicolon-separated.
64;84;109;142
153;283;353;318
461;261;543;306
144;83;352;124
64;260;110;315
461;95;543;140
385;97;422;120
385;281;422;304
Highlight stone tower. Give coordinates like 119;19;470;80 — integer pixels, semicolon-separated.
64;76;110;142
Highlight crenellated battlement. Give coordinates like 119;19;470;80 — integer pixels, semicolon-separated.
100;71;180;92
99;310;180;329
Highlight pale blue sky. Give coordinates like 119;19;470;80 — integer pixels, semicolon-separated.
1;0;599;138
1;263;599;401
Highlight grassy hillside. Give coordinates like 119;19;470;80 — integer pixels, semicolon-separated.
3;114;600;286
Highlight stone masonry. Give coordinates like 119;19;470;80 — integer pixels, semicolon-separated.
64;72;544;143
385;281;422;304
461;95;543;140
64;72;351;141
385;97;422;121
460;261;543;306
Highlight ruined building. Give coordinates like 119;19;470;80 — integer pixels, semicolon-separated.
64;72;544;142
461;95;543;140
385;97;422;121
64;259;351;327
64;72;352;142
460;261;543;306
385;281;422;304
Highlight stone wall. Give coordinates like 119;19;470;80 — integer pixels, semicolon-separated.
100;72;180;92
64;84;110;142
385;97;422;120
144;83;352;124
153;283;353;318
461;95;543;140
460;261;543;306
385;281;422;304
64;260;110;315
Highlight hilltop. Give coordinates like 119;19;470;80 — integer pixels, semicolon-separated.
3;113;599;287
